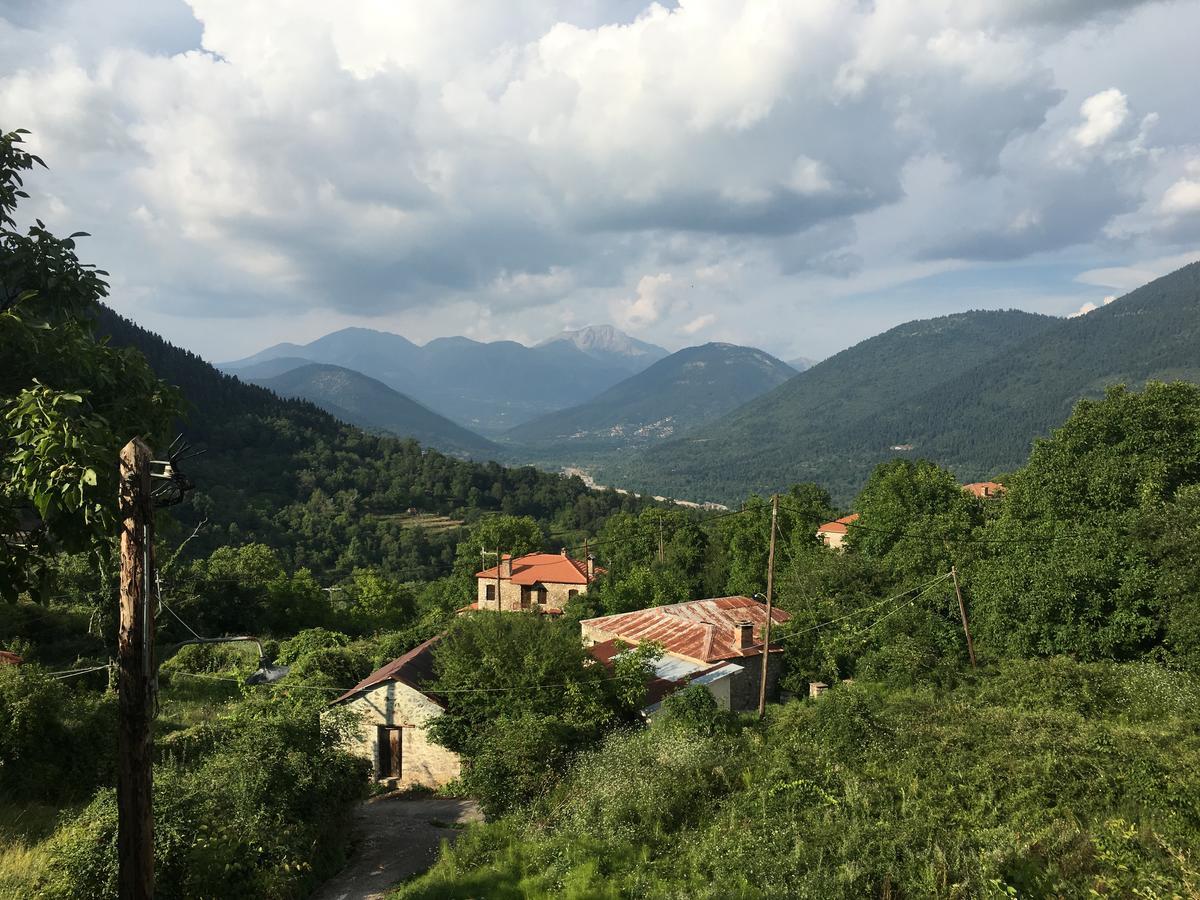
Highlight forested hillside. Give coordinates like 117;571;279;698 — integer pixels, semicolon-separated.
609;309;1055;503
507;342;795;451
613;264;1200;505
249;363;498;459
95;308;644;580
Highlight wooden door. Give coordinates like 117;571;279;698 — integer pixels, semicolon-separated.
377;726;402;778
520;585;532;609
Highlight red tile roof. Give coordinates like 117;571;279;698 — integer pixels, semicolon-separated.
331;635;443;705
962;481;1006;498
817;513;859;535
0;651;22;666
475;552;604;586
581;596;790;663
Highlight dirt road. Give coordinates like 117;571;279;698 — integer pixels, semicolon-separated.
312;795;482;900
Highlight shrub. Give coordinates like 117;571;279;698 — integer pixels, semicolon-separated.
276;628;351;666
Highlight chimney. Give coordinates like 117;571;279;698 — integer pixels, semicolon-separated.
500;554;512;579
560;547;569;557
586;554;595;579
735;621;755;650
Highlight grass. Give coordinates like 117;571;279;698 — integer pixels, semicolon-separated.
0;800;67;900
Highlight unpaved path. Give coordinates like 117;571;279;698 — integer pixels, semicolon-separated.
312;795;482;900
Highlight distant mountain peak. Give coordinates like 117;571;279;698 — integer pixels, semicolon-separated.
537;324;668;363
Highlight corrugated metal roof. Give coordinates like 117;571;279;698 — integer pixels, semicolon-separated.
331;635;443;706
475;552;605;586
581;596;790;663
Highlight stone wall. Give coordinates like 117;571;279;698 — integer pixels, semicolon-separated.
341;681;461;789
476;577;585;612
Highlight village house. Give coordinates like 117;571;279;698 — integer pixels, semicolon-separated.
580;596;791;714
962;481;1006;499
330;636;461;789
816;513;859;550
473;549;604;612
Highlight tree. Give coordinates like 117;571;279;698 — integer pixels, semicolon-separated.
970;383;1200;661
451;514;544;581
850;459;980;582
426;612;652;759
0;129;179;599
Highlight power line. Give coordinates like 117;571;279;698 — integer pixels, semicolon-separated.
774;571;953;643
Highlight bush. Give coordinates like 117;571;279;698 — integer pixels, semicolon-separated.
159;641;260;680
38;693;369;899
276;628;351;665
286;645;373;689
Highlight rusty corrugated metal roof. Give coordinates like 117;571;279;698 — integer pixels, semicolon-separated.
330;635;443;706
581;596;790;663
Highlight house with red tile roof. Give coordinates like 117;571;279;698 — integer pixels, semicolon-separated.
474;549;604;612
0;650;22;666
329;636;461;788
816;513;859;550
580;596;791;714
962;481;1006;499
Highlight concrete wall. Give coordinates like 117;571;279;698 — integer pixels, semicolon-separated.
342;681;461;789
476;577;584;612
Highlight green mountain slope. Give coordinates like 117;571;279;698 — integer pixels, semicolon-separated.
509;343;795;450
92;307;645;578
250;363;498;458
611;263;1200;505
606;308;1057;503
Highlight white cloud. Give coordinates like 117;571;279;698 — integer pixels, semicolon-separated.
680;313;717;336
0;0;1194;361
1161;175;1200;216
1072;88;1129;148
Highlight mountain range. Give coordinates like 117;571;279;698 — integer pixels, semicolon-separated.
509;343;795;450
605;262;1200;504
221;325;666;435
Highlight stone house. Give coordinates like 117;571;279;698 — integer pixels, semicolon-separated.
580;596;791;714
474;549;604;612
330;636;461;789
816;513;859;550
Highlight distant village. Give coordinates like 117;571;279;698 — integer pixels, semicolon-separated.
336;480;1005;787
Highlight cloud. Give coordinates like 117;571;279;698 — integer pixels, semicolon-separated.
680;313;717;336
0;0;1194;361
1072;88;1129;148
1067;294;1116;317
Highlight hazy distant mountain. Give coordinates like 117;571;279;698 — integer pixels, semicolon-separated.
223;327;632;435
509;343;795;450
787;357;817;372
250;363;498;458
536;325;669;374
610;262;1200;504
230;356;317;380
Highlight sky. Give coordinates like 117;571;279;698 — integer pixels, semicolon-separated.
3;0;1199;364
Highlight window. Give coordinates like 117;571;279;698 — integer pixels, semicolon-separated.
567;589;579;601
485;584;496;604
520;585;532;609
536;586;548;605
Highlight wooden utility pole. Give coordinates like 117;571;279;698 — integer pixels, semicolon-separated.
950;565;977;669
757;494;779;718
117;438;155;900
495;546;502;611
657;513;665;565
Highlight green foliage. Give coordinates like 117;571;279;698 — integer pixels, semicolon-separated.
851;458;981;581
38;692;368;899
0;129;179;599
655;684;737;736
451;515;544;581
970;382;1200;662
399;660;1200;899
458;714;583;819
275;628;351;665
0;664;115;803
426;612;628;759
